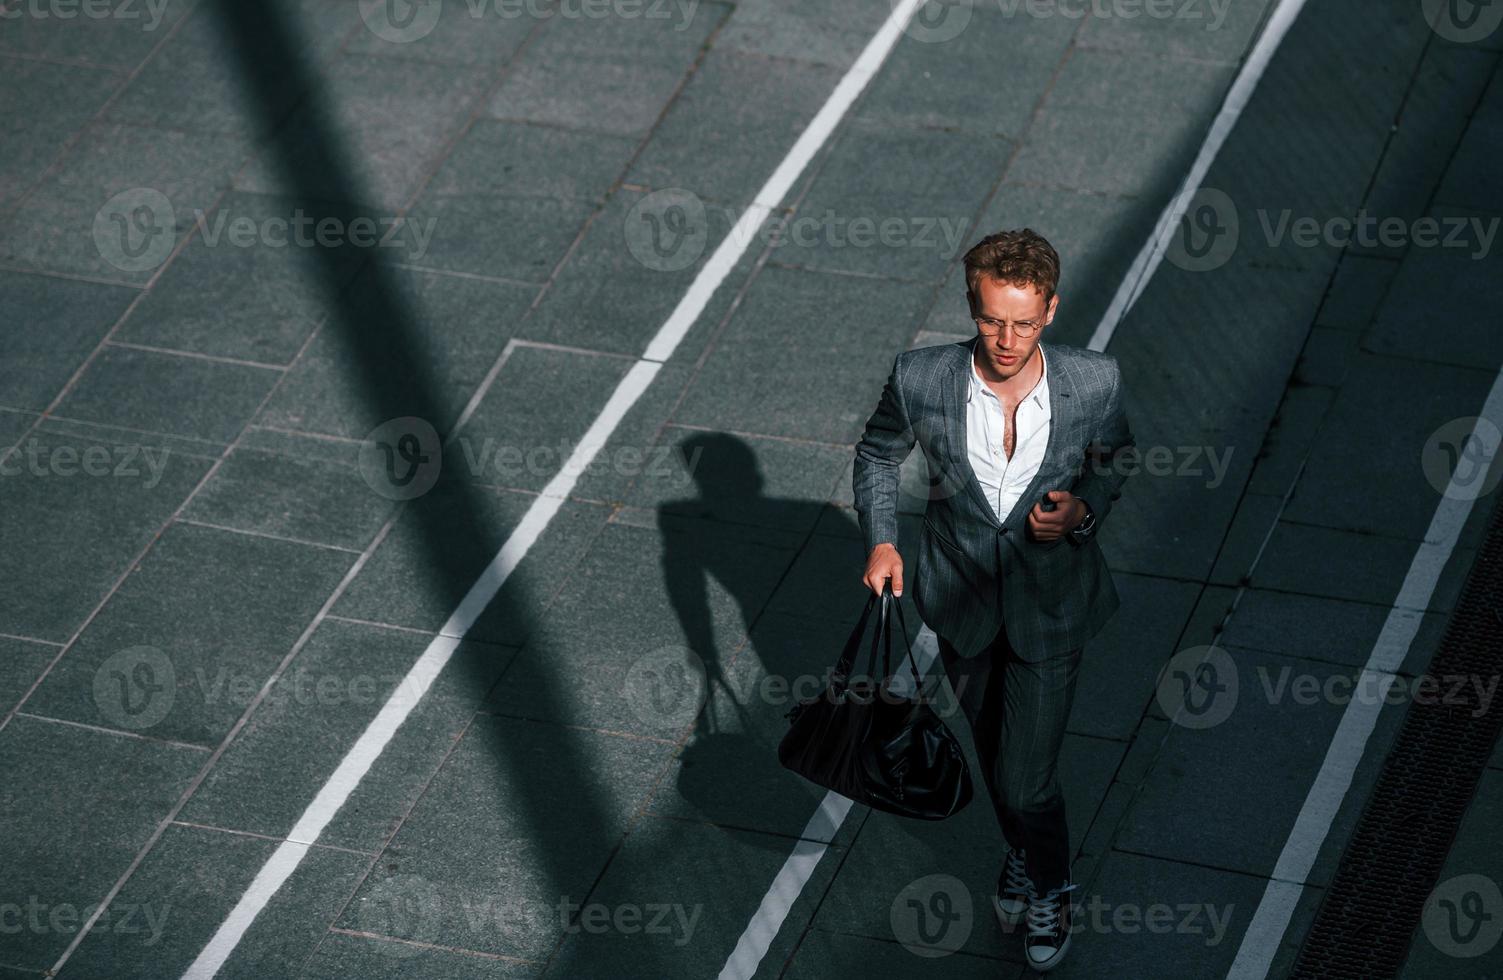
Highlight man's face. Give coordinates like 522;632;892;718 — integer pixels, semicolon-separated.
968;277;1058;381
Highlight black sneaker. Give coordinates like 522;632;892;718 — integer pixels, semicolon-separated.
992;846;1032;928
1024;880;1078;972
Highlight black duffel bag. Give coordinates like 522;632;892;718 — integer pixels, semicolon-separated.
777;584;972;820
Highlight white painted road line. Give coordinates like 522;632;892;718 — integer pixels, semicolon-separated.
1227;381;1503;980
179;2;930;976
1089;0;1312;351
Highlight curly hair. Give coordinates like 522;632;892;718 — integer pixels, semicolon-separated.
961;228;1061;305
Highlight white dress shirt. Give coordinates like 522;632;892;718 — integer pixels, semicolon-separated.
966;344;1051;524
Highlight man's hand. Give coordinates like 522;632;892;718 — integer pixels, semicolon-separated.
863;542;904;596
1027;490;1086;542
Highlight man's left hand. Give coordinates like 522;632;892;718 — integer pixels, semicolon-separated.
1027;490;1086;542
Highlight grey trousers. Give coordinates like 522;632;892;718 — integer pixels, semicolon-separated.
936;623;1083;894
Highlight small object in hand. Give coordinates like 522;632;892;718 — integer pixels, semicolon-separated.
1037;494;1057;512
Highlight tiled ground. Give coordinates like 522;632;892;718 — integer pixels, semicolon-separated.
2;0;1501;978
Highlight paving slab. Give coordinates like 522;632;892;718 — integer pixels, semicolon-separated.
625;426;854;536
484;1;726;138
331;485;609;648
338;0;537;68
715;0;890;68
102;0;359;137
440;343;637;494
112;192;369;365
234;54;490;212
299;931;535;980
625;49;844;205
1434;62;1503;214
0;0;195;69
335;713;678;961
1073;0;1273;62
0;269;135;412
1350;43;1499;259
55;823;368;980
180;427;397;552
774;118;1013;281
1215;586;1450;677
856;4;1076;138
1068;571;1211;742
0;715;203;971
52;344;281;446
514;184;761;361
0;421;213;643
784;928;1024;980
179;619;515;852
0;122;251;283
672;263;933;443
1061;848;1275;977
1008;48;1233;198
485;514;802;737
1363;207;1503;373
0;55;121;209
0;636;58;718
23;520;354;745
1122;645;1409;888
540;815;847;979
256;262;537;440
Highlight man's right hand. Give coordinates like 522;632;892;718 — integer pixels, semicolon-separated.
862;542;904;596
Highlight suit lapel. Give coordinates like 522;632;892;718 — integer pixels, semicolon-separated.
944;337;1075;532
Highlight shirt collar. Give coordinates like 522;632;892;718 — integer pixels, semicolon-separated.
968;341;1049;412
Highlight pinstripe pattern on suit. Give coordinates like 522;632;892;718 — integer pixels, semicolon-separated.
853;337;1134;660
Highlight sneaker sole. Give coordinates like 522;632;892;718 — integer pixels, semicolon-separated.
992;895;1027;929
1025;929;1073;973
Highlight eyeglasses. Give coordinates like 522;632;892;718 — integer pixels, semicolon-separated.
973;314;1045;338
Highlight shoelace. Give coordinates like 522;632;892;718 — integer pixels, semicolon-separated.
1002;848;1032;900
1026;881;1079;938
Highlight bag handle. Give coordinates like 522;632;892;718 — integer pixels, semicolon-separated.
832;590;879;690
880;584;924;695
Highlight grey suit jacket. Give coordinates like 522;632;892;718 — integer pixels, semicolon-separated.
852;337;1135;660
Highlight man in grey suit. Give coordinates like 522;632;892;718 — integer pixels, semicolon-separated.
852;229;1135;972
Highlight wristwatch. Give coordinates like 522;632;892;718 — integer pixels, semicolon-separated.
1068;499;1097;545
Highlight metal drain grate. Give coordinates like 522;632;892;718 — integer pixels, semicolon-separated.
1290;493;1503;978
